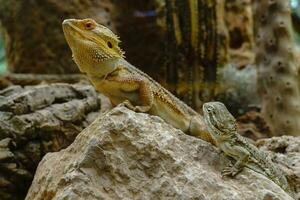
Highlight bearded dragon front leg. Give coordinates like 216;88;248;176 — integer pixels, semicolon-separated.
106;74;154;112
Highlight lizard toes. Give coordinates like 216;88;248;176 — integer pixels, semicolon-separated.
221;166;238;177
119;100;133;109
221;168;232;177
134;106;151;112
227;162;234;167
221;171;232;177
119;100;130;106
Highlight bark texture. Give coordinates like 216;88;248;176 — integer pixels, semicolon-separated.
0;73;87;89
0;83;101;200
163;0;226;111
254;0;300;136
225;0;254;68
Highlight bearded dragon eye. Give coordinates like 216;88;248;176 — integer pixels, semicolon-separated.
107;41;113;48
85;22;94;30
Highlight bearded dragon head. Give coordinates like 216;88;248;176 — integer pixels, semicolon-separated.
203;102;237;139
62;18;124;75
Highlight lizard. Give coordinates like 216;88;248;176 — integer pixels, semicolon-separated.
62;18;214;144
202;101;294;197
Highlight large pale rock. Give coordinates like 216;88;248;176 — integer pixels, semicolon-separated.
256;136;300;198
26;106;293;200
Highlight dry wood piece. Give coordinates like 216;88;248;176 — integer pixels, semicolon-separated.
0;83;101;200
0;138;31;200
0;73;87;89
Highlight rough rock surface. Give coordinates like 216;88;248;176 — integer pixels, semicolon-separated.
0;83;102;200
26;106;293;200
256;136;300;198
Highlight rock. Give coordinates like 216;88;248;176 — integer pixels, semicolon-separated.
26;106;293;200
0;83;102;200
256;136;300;198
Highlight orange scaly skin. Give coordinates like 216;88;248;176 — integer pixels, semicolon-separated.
62;18;214;144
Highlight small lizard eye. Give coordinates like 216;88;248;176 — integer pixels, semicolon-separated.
107;41;113;48
206;106;213;113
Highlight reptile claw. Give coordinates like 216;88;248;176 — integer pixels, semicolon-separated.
119;100;133;109
119;100;130;106
221;165;240;177
119;100;150;112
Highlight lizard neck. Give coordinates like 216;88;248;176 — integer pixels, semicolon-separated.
98;57;124;72
204;117;235;143
81;57;124;79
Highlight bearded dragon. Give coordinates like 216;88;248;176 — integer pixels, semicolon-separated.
62;18;214;144
203;101;294;197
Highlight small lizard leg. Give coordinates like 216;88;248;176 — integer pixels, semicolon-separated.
221;145;250;177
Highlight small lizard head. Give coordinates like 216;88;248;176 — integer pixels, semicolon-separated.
203;102;237;137
62;18;124;74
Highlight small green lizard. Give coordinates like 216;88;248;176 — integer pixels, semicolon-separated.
203;101;294;197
